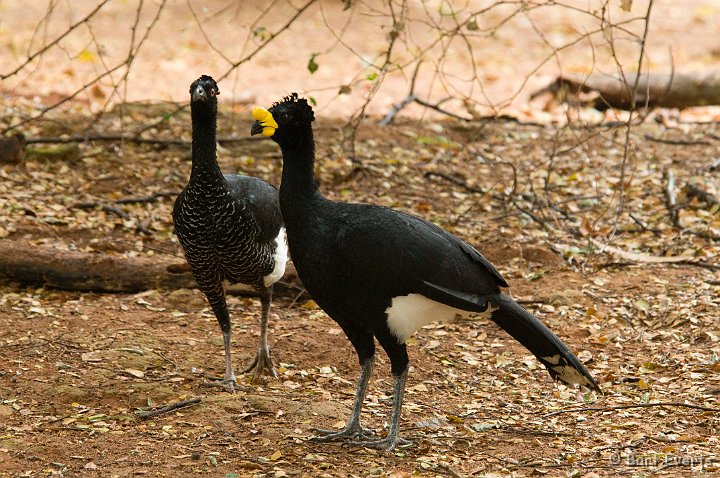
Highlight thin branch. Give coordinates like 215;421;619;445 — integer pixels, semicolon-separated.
380;61;476;124
1;0;112;80
136;397;202;419
604;0;655;246
425;171;484;194
343;0;406;160
114;192;179;204
130;0;318;139
644;134;711;146
72;202;131;220
2;0;166;136
683;183;720;209
663;169;680;228
25;134;261;146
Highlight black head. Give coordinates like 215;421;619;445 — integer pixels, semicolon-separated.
250;93;314;143
190;75;219;104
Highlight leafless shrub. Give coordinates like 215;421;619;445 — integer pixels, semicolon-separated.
10;1;706;250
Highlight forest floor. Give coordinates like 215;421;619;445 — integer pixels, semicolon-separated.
0;101;719;478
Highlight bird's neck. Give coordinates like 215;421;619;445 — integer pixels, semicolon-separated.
190;105;223;183
278;130;322;209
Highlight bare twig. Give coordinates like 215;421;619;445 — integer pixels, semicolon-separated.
72;202;131;220
343;0;405;160
644;134;711;146
589;238;693;264
114;192;179;204
136;397;202;419
379;61;423;126
380;61;474;125
425;171;484;194
438;463;466;478
130;0;318;139
3;0;166;135
1;0;112;80
25;134;260;146
683;183;719;209
603;0;655;248
663;169;680;227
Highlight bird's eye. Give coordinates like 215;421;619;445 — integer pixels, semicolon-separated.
209;89;216;97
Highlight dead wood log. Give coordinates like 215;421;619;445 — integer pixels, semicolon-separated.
0;241;303;297
0;133;26;164
534;71;720;110
683;183;720;210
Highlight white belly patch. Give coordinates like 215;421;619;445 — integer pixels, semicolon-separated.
386;293;473;344
263;227;288;287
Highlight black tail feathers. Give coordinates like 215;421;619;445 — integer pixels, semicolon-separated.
489;294;601;392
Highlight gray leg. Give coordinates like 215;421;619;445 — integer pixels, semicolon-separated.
311;356;376;441
352;368;411;451
222;330;237;388
201;306;241;393
243;287;277;382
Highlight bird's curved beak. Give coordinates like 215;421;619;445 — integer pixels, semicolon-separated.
250;121;264;136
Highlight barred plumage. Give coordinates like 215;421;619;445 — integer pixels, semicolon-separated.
173;75;286;391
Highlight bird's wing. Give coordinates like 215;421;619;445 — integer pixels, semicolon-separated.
224;175;282;242
341;203;507;305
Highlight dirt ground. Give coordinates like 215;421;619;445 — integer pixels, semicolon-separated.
0;97;719;477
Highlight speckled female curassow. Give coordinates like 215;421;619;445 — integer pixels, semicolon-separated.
173;75;287;391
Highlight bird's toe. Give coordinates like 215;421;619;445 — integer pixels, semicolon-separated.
349;435;411;451
310;425;374;442
244;347;278;382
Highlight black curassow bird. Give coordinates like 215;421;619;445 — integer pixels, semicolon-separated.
173;76;287;391
251;94;600;450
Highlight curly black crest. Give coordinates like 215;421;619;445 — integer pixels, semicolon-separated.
190;75;220;97
271;93;314;122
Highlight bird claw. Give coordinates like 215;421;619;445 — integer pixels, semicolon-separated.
242;346;278;383
348;435;412;451
201;376;248;394
310;425;374;442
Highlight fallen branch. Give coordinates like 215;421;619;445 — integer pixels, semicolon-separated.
0;241;195;292
543;401;720;418
644;134;712;146
0;240;303;296
73;202;131;220
114;192;179;204
136;396;202;419
533;71;720;110
424;171;484;194
628;212;661;235
71;193;180;234
660;173;720;240
25;134;261;146
438;463;466;478
589;239;693;264
683;183;719;210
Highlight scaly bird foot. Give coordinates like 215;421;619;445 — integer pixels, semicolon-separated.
201;370;249;393
349;435;412;451
310;424;374;443
243;346;278;383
